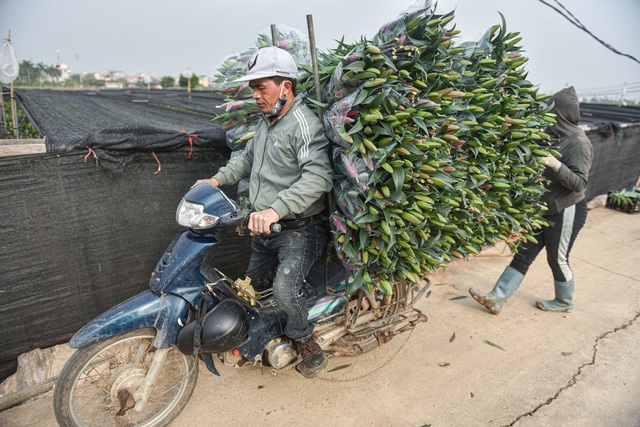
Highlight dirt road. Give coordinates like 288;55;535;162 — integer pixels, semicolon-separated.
0;206;638;426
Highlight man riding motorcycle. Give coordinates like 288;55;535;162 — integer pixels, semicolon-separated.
194;46;333;378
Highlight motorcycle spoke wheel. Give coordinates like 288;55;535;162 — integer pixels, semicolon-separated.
337;283;406;353
54;328;198;427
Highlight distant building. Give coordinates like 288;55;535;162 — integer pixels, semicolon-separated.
104;81;124;89
58;63;71;81
123;75;140;88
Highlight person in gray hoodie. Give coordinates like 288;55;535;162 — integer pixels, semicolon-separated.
469;86;594;314
195;47;333;377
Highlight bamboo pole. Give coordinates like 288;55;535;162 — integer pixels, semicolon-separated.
0;377;57;411
270;24;278;46
10;83;18;138
0;87;6;138
306;15;322;116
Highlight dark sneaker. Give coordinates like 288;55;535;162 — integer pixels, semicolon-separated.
295;338;327;378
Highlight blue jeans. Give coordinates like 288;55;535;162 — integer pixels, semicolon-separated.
245;223;326;342
510;199;588;282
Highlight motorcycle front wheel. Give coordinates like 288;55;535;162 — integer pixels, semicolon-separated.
54;328;198;427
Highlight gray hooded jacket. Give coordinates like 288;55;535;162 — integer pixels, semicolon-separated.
213;95;333;219
542;86;594;215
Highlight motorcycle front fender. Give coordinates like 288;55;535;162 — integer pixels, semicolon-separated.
69;290;190;349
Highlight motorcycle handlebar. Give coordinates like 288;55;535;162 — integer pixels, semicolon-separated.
270;223;283;233
218;210;250;228
218;210;282;234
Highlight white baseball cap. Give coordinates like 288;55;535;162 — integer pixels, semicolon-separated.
233;46;298;83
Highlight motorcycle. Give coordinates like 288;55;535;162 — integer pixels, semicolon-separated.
53;183;430;427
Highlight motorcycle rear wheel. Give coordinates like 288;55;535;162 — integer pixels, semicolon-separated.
54;328;198;427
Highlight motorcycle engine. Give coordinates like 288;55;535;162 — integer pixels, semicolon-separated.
264;338;298;369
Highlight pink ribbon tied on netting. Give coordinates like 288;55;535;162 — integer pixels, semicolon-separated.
181;129;199;159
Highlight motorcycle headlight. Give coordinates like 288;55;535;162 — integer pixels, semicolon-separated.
176;199;220;229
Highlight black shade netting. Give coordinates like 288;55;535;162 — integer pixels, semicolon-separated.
580;103;640;127
585;125;640;199
14;89;229;171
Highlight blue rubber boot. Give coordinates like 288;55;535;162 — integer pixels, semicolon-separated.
469;266;525;314
536;279;574;312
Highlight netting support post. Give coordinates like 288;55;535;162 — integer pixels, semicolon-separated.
6;31;19;138
306;14;322;117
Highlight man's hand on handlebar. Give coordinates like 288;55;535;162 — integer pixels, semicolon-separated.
192;177;220;188
249;208;280;235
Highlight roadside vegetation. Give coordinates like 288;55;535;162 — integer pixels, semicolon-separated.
9;60;199;90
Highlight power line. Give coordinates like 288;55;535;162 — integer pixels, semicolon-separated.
537;0;640;65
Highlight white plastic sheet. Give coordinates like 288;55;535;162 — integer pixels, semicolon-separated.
0;41;19;84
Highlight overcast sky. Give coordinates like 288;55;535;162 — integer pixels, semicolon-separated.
1;0;638;99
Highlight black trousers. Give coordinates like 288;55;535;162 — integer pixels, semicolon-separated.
510;199;588;282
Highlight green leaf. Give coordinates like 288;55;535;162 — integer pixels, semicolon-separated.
352;88;369;107
348;270;364;293
412;116;431;134
391;167;405;193
347;118;364;135
448;295;467;301
358;229;370;250
328;364;352;372
449;332;456;343
341;241;359;261
343;61;366;72
305;97;330;109
432;170;459;184
483;340;506;351
354;212;378;226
